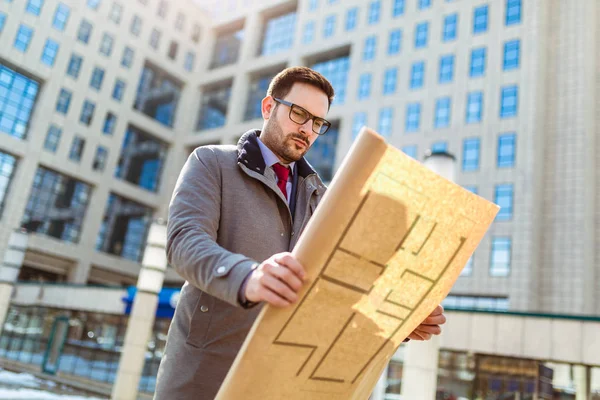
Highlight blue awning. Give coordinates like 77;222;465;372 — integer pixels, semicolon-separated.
122;286;181;318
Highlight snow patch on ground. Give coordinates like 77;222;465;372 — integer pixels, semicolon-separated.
0;368;106;399
0;387;105;399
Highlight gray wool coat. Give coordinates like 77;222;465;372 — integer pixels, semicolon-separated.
154;130;327;400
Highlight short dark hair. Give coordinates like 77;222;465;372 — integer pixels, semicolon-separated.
267;67;335;109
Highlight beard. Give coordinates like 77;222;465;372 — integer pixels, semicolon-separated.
262;118;311;164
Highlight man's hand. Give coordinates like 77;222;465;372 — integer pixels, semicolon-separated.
407;305;446;341
244;252;306;307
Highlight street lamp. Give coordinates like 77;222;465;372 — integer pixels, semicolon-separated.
0;229;28;332
112;219;168;400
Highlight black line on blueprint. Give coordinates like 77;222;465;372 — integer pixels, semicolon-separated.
395;215;421;251
337;247;386;269
412;222;438;256
375;310;405;321
309;313;356;383
384;290;412;311
401;269;435;284
321;275;370;295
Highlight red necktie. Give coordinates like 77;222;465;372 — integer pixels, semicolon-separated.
272;163;290;199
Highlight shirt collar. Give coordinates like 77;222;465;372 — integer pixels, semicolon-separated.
257;137;295;173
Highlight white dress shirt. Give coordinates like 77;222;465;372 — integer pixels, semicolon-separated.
257;137;295;203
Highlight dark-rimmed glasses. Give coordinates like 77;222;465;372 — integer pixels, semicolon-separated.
273;98;331;135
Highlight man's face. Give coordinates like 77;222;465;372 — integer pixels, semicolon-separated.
260;83;330;164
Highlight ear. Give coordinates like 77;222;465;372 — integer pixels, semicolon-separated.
261;96;276;120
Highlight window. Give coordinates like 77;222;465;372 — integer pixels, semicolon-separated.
41;39;59;66
378;107;393;138
383;68;397;95
168;41;178;60
191;24;201;43
135;63;182;127
244;72;276;121
466;91;483;123
503;40;520;70
443;14;457;41
93;146;108;171
26;0;43;16
311;56;350;105
121;47;134;68
303;21;315;44
87;0;100;10
197;83;232;130
103;112;117;135
405;103;421;132
358;73;372;100
461;256;474;276
157;1;168;18
149;29;161;49
443;295;509;311
308;0;318;11
90;67;105;90
261;12;296;54
388;29;402;55
418;0;431;10
175;12;185;31
402;145;417;159
209;28;243;68
414;22;428;48
410;61;425;89
434;97;451;128
112;79;126;101
497;133;516;168
109;3;122;24
79;100;95;125
506;0;521;25
470;47;486;77
491;237;511;277
495;184;514;220
363;36;377;60
368;0;381;25
52;3;70;31
184;52;195;72
439;55;454;83
43;125;62;152
0;65;40;140
500;85;518;118
323;15;336;38
473;5;488;34
352;112;367;139
0;13;5;33
432;141;448;152
462;138;480;171
14;25;33;52
55;88;72;114
77;20;93;44
0;151;16;217
99;33;114;56
464;185;478;194
304;121;340;182
393;0;405;17
69;136;85;162
346;8;358;31
130;15;142;36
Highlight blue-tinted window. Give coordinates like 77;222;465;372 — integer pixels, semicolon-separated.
0;151;16;216
93;146;108;171
87;0;100;10
506;0;521;26
41;39;59;66
473;5;488;34
368;0;381;25
434;97;451;128
491;237;511;277
112;79;126;101
99;33;114;56
363;36;377;60
346;8;358;31
431;142;447;152
461;256;474;276
443;14;457;41
383;67;397;95
402;145;417;159
43;124;61;152
14;25;34;52
378;107;393;137
312;56;350;105
130;15;142;36
26;0;43;16
197;83;231;130
244;73;275;121
184;52;195;72
209;28;244;69
90;67;105;90
462;137;480;171
439;55;454;83
304;121;338;182
470;47;486;77
0;65;40;140
352;112;367;139
393;0;405;17
109;2;122;24
388;29;402;55
497;132;516;168
103;112;117;135
415;22;428;48
260;12;296;55
405;103;421;132
464;185;478;194
55;88;72;114
358;73;372;100
308;0;318;11
0;13;5;33
80;100;95;125
418;0;431;10
500;85;518;118
495;184;514;220
77;20;93;44
503;40;520;70
52;3;70;31
323;15;336;38
69;136;85;162
466;91;483;123
410;61;425;89
303;21;315;43
121;47;134;68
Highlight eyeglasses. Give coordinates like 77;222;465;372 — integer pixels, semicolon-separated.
273;98;331;135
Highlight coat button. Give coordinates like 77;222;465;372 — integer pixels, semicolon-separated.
291;231;295;236
200;305;209;312
217;266;226;274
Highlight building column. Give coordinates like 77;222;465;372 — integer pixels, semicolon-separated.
0;229;28;330
111;220;167;400
400;336;441;400
574;365;591;400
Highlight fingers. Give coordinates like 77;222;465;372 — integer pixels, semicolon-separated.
246;253;307;307
274;253;306;281
421;313;447;326
430;305;444;316
263;262;303;292
261;274;298;304
414;324;442;336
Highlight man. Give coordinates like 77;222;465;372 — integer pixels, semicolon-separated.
154;67;446;399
